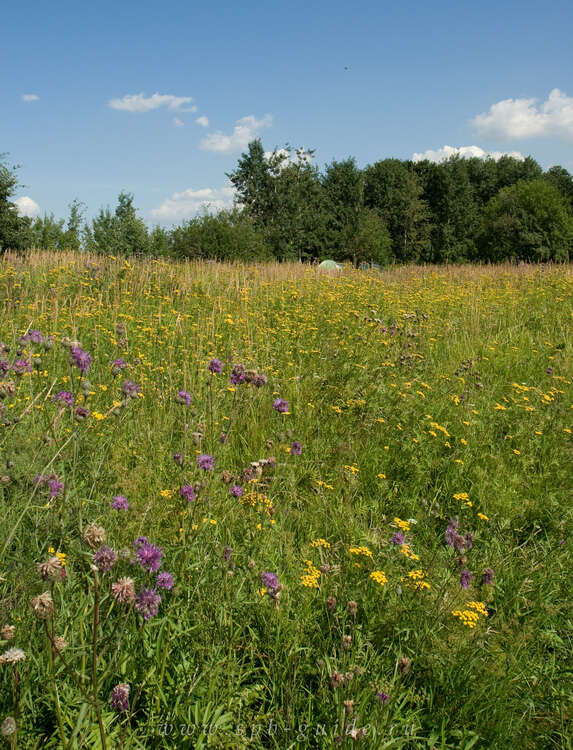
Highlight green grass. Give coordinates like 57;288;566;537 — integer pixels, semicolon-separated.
0;252;571;749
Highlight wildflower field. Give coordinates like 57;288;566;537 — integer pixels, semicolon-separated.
0;252;571;749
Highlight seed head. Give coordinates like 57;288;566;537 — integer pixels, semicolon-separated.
83;523;106;549
38;556;64;582
0;647;26;665
1;717;16;737
31;592;54;619
111;577;136;604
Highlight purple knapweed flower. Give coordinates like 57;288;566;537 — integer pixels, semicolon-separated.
135;588;162;621
70;346;92;374
230;364;246;385
273;398;289;413
180;484;196;503
482;568;495;585
261;572;279;592
445;519;459;547
176;389;192;405
208;358;223;374
460;569;473;589
546;366;553;374
12;359;32;375
52;391;74;407
197;454;215;471
0;360;10;375
377;692;390;706
111;495;129;511
219;432;227;443
390;532;405;546
230;485;244;497
111;358;127;375
156;571;174;590
110;683;130;713
36;474;64;497
290;441;302;456
464;532;474;551
134;538;163;572
94;546;118;573
173;452;184;467
74;406;90;421
223;546;233;562
121;380;140;399
252;373;268;387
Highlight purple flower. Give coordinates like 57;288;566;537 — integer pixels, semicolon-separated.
135;588;161;621
482;568;495;585
20;329;44;345
219;432;227;443
12;359;32;375
180;484;196;503
390;532;405;546
445;519;459;547
111;358;127;375
134;538;163;572
70;346;91;374
176;389;192;405
74;406;90;421
94;546;118;573
110;683;130;713
197;454;215;471
460;569;473;589
111;495;129;511
223;546;233;562
208;358;223;374
0;360;10;375
261;572;279;592
121;380;140;399
52;391;74;407
230;485;244;497
173;452;184;467
252;373;268;387
156;571;174;590
230;364;246;385
377;692;390;706
464;532;474;551
546;366;553;374
273;398;289;413
290;441;302;456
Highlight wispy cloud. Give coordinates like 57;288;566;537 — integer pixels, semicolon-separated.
109;92;195;113
14;196;40;217
200;114;272;153
195;116;209;127
173;118;184;127
412;145;524;163
21;94;39;102
472;89;573;142
151;185;236;222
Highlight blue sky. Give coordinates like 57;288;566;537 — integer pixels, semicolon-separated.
2;0;572;225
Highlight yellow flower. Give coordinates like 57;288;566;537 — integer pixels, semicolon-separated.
477;513;489;521
159;489;173;499
370;570;388;587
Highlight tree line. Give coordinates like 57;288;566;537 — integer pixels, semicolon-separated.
1;143;573;263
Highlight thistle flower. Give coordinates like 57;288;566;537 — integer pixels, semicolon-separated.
252;373;267;387
223;546;233;562
83;523;106;549
12;359;32;375
273;398;289;413
0;647;26;665
52;391;74;407
94;546;118;573
121;380;141;399
230;364;246;385
156;571;174;590
110;683;130;713
111;358;127;375
197;454;214;471
261;572;279;592
230;485;243;497
327;596;337;612
460;569;474;589
482;568;495;585
290;441;302;456
134;539;163;572
377;691;390;706
111;495;129;511
38;556;64;582
208;358;223;374
31;592;54;619
70;346;91;373
390;532;405;546
180;484;196;503
111;577;136;604
1;717;16;737
74;406;90;421
176;389;192;405
135;588;161;621
0;625;15;641
47;476;63;497
173;452;184;467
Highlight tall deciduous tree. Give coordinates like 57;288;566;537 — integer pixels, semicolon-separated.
0;155;32;251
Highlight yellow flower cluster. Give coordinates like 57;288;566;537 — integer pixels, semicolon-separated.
401;569;430;590
394;517;411;532
453;492;473;508
400;544;419;561
310;538;330;548
452;601;489;627
369;570;388;587
240;491;274;517
349;546;373;558
48;547;67;566
300;560;321;588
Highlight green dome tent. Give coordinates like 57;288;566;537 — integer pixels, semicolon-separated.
318;259;342;271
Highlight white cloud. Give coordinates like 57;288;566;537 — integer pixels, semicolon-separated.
173;118;184;127
472;89;573;141
21;94;39;102
196;116;209;127
412;145;525;163
150;185;236;222
200;114;272;153
108;92;194;113
14;196;40;217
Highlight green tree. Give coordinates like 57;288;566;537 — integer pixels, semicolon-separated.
30;214;65;250
227;139;273;230
478;179;573;262
0;155;32;251
352;210;392;266
114;192;149;255
543;166;573;212
321;157;364;261
63;199;85;252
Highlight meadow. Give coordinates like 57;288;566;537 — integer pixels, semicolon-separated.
0;252;571;749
